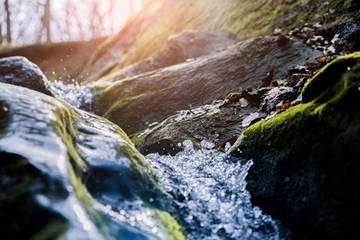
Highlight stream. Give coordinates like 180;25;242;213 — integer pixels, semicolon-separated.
48;81;281;240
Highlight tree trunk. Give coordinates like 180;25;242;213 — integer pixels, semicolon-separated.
43;0;52;43
90;2;102;38
4;0;11;43
0;23;3;44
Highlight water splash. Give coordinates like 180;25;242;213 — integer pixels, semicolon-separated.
146;140;280;240
48;80;93;109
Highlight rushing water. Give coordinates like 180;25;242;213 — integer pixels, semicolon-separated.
48;80;93;108
147;141;280;240
46;81;280;239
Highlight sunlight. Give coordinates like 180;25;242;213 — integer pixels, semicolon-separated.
133;0;142;12
1;0;144;44
1;0;359;239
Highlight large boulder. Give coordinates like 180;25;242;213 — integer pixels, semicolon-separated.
107;31;238;80
230;52;360;239
0;56;52;95
132;92;259;155
0;83;184;240
91;36;321;134
85;0;360;82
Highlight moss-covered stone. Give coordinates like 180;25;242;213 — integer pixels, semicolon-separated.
230;52;360;239
0;83;185;240
83;0;359;82
156;210;186;240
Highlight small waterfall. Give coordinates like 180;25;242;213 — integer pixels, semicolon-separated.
48;80;93;109
146;140;280;240
46;81;281;239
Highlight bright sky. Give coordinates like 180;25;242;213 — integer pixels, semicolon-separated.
1;0;143;44
51;0;144;41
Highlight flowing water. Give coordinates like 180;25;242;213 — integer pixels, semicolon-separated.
48;80;93;108
147;141;279;240
46;81;280;239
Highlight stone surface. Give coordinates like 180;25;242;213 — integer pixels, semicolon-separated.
0;56;52;95
132;93;258;155
109;31;238;80
91;36;321;134
85;0;359;82
230;52;360;239
0;82;184;240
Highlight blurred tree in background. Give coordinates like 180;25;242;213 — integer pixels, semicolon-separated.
0;0;143;45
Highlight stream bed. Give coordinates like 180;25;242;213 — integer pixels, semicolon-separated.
49;81;281;239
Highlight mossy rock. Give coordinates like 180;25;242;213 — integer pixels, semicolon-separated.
91;36;320;134
84;0;359;82
0;83;185;240
230;52;360;239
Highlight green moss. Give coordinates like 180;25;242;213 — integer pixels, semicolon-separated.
89;0;343;81
83;0;359;82
156;210;187;240
110;0;304;70
302;52;360;102
231;52;360;154
228;52;360;238
53;105;87;172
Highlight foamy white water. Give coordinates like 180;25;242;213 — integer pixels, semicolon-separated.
146;140;280;240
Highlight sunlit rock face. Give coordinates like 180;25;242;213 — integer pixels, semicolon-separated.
0;56;52;95
0;83;184;240
230;53;360;239
85;0;360;82
108;31;239;80
91;35;321;134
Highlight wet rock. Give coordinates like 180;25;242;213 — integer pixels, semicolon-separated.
230;53;360;239
0;56;52;95
0;83;184;240
111;31;238;79
131;88;271;155
91;36;321;134
260;87;298;113
132;99;255;155
241;112;266;128
323;18;360;52
287;15;360;56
